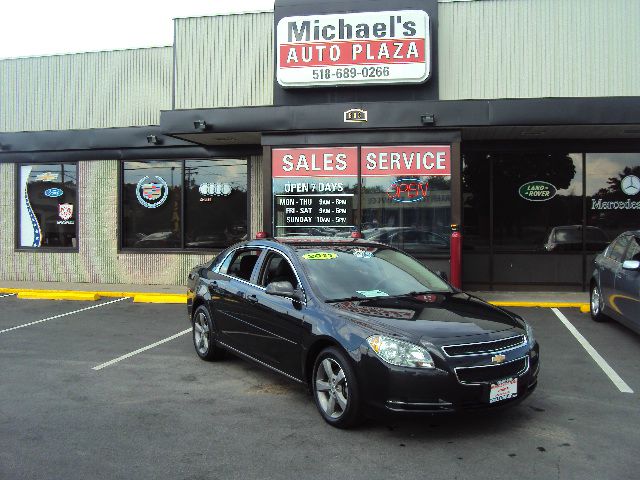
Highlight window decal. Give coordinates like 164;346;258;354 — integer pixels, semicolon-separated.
136;175;169;209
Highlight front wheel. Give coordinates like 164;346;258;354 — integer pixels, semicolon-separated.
590;283;608;322
312;347;361;429
192;305;225;361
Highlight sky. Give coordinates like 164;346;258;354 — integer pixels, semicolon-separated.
0;0;275;60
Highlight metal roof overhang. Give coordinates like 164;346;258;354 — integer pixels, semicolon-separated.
2;97;640;162
161;96;640;147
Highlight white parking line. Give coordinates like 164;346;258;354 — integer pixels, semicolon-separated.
0;297;130;335
92;328;191;371
0;293;16;298
551;308;634;394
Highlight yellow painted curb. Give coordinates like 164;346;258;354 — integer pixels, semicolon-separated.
18;291;101;301
490;301;590;313
133;294;187;304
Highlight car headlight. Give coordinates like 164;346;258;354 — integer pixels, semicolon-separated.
525;322;535;346
367;335;435;369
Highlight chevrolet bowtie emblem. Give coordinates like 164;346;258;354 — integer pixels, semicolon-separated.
491;354;506;364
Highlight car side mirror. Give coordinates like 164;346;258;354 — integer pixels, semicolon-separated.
266;281;303;300
622;260;640;271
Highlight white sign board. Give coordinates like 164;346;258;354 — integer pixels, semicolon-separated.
276;10;430;88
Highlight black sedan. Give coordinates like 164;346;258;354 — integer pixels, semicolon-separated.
187;236;539;428
590;230;640;333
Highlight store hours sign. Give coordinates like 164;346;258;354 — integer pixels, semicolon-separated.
272;147;358;234
276;10;430;87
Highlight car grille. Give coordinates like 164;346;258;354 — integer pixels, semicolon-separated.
442;335;526;357
455;357;529;384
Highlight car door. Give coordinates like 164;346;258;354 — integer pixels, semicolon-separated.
600;235;631;311
248;250;305;378
614;235;640;331
208;247;264;350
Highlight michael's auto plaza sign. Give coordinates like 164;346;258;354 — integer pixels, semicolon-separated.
276;10;431;87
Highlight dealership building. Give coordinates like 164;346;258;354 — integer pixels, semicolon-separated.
0;0;639;290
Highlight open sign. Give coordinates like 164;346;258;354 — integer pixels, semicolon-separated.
387;178;428;203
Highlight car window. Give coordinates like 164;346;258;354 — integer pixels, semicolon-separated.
259;252;299;289
295;245;451;301
221;248;262;281
608;236;631;262
623;236;640;262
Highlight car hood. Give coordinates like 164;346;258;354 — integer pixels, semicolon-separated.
328;292;522;342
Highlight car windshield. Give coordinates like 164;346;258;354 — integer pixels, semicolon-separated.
295;245;452;301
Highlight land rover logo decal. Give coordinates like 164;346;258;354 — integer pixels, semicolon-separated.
136;176;169;208
518;181;557;202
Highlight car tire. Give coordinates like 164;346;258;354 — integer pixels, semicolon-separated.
312;347;361;429
192;305;225;361
590;282;608;323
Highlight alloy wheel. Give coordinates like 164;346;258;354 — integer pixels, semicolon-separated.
591;285;601;316
315;358;349;419
193;311;210;355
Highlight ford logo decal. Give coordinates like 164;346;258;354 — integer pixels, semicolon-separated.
44;188;64;198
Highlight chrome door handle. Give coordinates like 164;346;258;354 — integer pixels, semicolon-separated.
247;294;258;304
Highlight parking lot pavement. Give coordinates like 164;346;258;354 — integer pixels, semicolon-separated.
1;299;639;480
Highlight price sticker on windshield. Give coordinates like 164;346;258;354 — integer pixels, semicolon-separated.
302;252;337;260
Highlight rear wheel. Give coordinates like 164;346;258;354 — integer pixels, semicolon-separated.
590;282;608;322
312;347;361;429
192;305;225;361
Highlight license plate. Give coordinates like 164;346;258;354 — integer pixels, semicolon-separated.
489;377;518;403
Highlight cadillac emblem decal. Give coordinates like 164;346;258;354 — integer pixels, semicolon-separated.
136;176;169;208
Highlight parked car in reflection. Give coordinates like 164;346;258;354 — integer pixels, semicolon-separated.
187;236;539;428
544;225;609;252
590;230;640;333
362;227;450;255
134;231;180;248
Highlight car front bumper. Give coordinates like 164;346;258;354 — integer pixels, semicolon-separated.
358;343;540;414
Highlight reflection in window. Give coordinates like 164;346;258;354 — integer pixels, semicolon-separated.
121;159;248;250
361;176;451;256
18;163;78;248
586;153;640;244
464;153;589;252
185;159;248;248
122;161;182;248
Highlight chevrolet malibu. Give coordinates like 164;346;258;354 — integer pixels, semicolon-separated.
187;236;539;428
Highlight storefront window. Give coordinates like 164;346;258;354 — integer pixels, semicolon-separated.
185;159;248;248
271;145;452;256
361;146;451;256
492;152;583;252
586;153;640;246
18;163;78;248
462;153;490;251
122;159;248;250
272;147;359;237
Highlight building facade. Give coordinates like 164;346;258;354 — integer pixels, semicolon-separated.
1;0;639;289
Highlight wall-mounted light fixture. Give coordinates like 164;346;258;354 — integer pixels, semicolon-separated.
420;114;435;126
146;134;161;145
193;120;208;131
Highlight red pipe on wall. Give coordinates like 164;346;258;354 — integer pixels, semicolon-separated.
450;226;462;289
